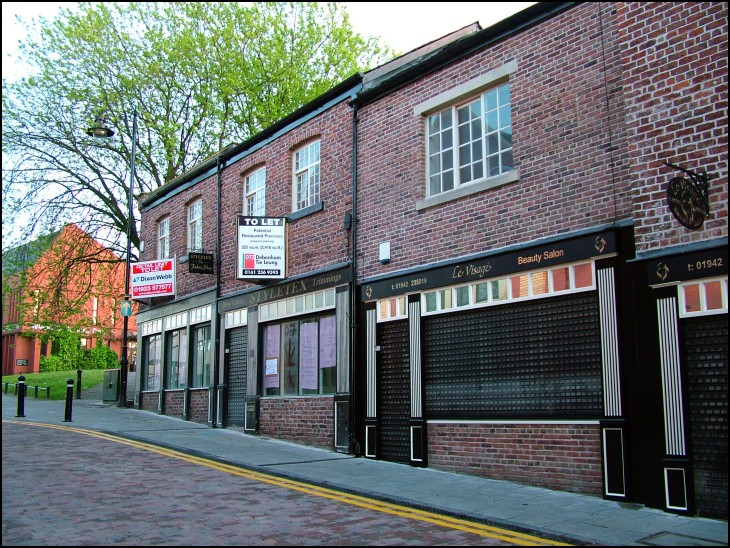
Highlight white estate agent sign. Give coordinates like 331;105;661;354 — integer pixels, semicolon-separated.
237;216;287;280
131;259;176;298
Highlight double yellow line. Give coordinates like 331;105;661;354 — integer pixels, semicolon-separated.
4;420;572;546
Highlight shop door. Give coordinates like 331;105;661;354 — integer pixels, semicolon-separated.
377;319;410;463
226;326;248;427
683;315;728;519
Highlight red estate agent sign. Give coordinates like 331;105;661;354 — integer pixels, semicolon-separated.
131;259;176;298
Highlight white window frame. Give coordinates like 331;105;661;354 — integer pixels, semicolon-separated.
187;199;202;252
414;61;519;211
293;140;320;211
678;276;728;318
244;167;266;216
157;217;170;259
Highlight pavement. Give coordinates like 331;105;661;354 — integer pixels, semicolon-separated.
2;386;727;547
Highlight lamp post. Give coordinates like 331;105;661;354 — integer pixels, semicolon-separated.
87;111;136;407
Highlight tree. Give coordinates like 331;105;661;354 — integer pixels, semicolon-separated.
2;2;394;257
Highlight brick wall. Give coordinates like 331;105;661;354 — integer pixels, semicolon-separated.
163;390;184;418
188;388;209;424
139;391;158;412
357;3;631;279
259;396;334;449
428;422;603;496
618;1;728;254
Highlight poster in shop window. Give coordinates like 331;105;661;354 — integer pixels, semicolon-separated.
237;215;287;280
319;316;336;369
299;322;318;390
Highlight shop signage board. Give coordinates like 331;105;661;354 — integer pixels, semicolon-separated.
237;216;287;280
131;259;176;298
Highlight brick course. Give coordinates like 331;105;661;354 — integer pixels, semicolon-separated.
428;422;603;496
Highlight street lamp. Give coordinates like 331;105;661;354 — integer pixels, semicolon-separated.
87;112;136;407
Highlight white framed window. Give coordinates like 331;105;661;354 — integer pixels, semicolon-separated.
157;217;170;259
293;140;320;211
187;199;202;252
427;82;512;197
422;261;595;315
377;296;408;322
679;276;728;317
259;288;335;322
244;167;266;216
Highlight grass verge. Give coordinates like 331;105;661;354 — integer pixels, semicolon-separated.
2;370;106;400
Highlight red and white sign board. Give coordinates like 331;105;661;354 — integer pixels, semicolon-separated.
131;259;176;298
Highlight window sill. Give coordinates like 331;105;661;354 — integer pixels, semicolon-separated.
415;169;520;211
287;200;324;222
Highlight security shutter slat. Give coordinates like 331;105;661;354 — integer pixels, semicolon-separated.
683;316;728;520
423;293;602;418
378;320;410;462
226;326;248;426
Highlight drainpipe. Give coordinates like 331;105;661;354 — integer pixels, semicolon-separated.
211;155;224;427
349;103;362;456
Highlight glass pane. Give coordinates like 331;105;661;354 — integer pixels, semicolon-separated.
704;281;723;310
498;83;510;105
573;263;594;288
500;128;512;149
315;291;324;309
425;292;437;312
429;175;441;196
511;275;529;298
552;267;570;291
428;114;440;133
442;127;453;149
475;282;490;303
325;289;335;307
429;153;441;174
491;279;507;301
532;271;548;295
456;286;470;306
440;289;452;309
441;109;452;128
457;105;470;124
487;133;499;155
282;321;299;395
683;284;701;313
485;88;497;110
501;149;513;172
500;105;512;128
443;170;454;192
486;111;499;133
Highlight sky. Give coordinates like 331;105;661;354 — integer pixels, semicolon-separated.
2;2;536;81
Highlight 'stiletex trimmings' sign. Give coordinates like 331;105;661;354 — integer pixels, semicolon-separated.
237;216;287;280
188;252;214;274
131;259;176;298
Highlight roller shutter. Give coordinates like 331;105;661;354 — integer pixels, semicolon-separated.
378;319;410;462
683;315;728;520
423;292;602;418
226;326;248;426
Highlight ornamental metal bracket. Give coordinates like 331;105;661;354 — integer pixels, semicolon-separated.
663;161;712;230
664;161;711;213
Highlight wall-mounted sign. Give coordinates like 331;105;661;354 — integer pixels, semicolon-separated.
16;359;28;367
131;258;176;298
188;252;214;274
237;216;287;280
665;162;711;230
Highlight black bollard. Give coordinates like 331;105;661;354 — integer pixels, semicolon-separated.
16;375;26;418
76;369;82;399
63;379;74;422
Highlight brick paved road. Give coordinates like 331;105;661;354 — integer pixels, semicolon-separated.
2;422;567;546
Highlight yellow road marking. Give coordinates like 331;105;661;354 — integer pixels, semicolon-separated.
4;419;572;546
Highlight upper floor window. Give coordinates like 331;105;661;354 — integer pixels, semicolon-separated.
187;199;202;252
427;82;512;197
157;217;170;259
293;140;320;211
244;167;266;216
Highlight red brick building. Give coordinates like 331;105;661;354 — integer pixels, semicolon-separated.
134;2;726;519
2;223;138;375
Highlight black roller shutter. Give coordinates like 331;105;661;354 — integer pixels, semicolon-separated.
683;315;728;520
226;326;248;426
423;292;602;419
378;319;410;463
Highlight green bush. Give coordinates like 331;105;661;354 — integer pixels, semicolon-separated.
39;328;120;372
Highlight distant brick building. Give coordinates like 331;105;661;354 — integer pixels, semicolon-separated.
2;223;137;375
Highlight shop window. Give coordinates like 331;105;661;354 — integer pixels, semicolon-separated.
263;314;336;396
165;329;187;389
679;277;728;317
378;296;407;322
144;334;162;390
191;325;211;388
